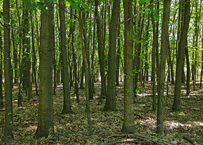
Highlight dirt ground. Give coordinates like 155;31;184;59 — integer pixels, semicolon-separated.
0;81;203;144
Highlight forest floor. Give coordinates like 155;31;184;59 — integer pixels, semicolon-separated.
0;81;203;145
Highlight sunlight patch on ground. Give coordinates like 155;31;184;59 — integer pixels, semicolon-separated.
137;117;203;130
26;125;37;131
26;125;58;132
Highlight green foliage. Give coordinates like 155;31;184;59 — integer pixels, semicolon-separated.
124;74;131;79
66;0;80;10
126;88;131;93
66;0;92;13
153;8;159;22
134;108;136;113
138;0;146;5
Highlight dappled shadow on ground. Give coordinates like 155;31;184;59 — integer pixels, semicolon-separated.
0;81;202;144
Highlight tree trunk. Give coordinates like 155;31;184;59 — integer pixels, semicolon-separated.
11;29;18;84
200;26;203;88
185;39;190;95
172;0;190;112
80;61;84;89
34;0;54;138
31;11;38;96
150;0;156;111
91;19;96;95
116;16;121;86
0;28;3;109
3;0;13;139
95;0;106;98
59;0;73;114
134;4;145;97
122;0;135;134
157;0;170;135
79;8;92;134
156;2;160;91
103;0;120;111
71;8;79;103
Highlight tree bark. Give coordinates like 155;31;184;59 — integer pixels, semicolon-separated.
122;0;135;134
116;16;121;86
95;0;107;97
172;0;190;112
103;0;120;111
157;0;170;135
150;0;156;111
59;0;73;114
3;0;13;140
0;28;3;109
79;8;92;134
185;39;190;95
34;0;54;138
31;11;38;96
71;8;79;103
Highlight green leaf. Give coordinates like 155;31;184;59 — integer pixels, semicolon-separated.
138;0;146;5
79;1;92;13
37;2;45;9
66;0;80;10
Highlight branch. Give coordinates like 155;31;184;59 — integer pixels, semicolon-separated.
119;0;161;25
0;21;10;27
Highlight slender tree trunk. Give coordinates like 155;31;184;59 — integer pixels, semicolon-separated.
116;16;121;86
3;0;13;139
16;0;23;106
193;1;199;91
103;0;120;111
134;4;145;97
30;11;38;96
150;0;156;111
71;8;79;103
200;26;203;88
23;7;32;99
0;28;3;109
157;0;170;135
95;0;107;97
144;15;150;84
11;29;18;84
185;39;190;95
156;2;160;91
172;0;190;112
91;19;96;95
122;0;135;134
80;61;84;89
79;8;92;134
59;0;73;114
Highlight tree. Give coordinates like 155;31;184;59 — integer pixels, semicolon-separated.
103;0;120;111
59;0;73;114
70;8;79;103
95;0;107;98
150;0;156;111
122;0;135;134
0;27;3;109
157;0;170;135
172;0;190;112
79;7;92;134
31;10;39;96
3;0;13;140
34;0;54;138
